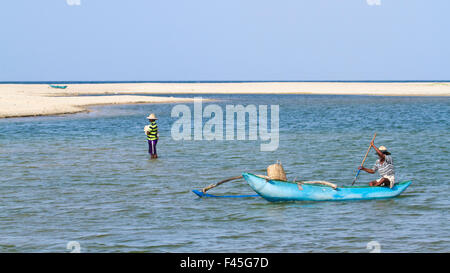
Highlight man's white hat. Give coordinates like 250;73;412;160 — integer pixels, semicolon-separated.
378;146;391;155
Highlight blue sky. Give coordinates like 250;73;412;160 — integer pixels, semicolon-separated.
0;0;449;81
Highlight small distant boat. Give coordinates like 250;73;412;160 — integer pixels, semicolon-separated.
243;173;411;202
49;84;68;89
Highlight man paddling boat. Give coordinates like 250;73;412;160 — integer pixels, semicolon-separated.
358;141;395;188
145;113;159;159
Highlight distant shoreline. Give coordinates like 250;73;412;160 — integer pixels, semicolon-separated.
0;82;449;119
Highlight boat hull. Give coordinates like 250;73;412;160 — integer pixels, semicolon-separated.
243;173;411;202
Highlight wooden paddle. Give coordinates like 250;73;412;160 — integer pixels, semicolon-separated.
351;133;376;185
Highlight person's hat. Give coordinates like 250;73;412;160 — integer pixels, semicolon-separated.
379;146;391;155
146;113;157;120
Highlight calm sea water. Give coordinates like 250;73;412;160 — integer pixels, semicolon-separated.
0;94;448;253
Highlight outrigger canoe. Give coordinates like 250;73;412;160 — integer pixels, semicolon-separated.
243;172;411;202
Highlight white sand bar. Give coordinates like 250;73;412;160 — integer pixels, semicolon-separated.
1;82;449;118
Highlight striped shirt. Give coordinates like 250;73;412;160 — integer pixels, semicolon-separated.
373;155;395;177
147;121;158;140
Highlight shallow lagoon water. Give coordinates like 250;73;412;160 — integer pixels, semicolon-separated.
0;94;449;252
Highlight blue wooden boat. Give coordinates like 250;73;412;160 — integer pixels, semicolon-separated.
243;172;411;202
49;84;68;89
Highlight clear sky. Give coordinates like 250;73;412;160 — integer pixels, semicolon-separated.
0;0;449;81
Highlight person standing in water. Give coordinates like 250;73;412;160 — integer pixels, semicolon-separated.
145;113;159;159
358;141;395;188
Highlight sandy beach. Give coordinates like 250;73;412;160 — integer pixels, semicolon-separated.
0;82;449;118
